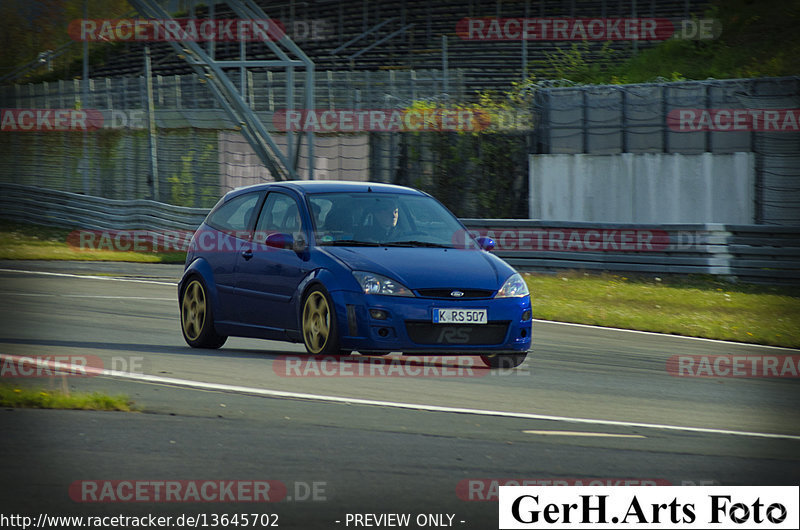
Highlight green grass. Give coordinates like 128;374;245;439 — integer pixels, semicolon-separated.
0;383;134;411
1;220;798;349
526;271;800;349
0;220;186;263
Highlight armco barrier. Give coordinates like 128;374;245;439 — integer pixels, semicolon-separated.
0;184;797;283
461;220;800;283
0;183;208;231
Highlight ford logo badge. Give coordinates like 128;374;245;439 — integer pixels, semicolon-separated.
450;290;465;298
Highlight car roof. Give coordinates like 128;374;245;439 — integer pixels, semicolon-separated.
223;180;427;200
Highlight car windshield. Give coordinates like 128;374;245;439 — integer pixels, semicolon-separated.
307;192;477;249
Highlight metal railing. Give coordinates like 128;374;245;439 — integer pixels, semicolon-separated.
1;184;797;283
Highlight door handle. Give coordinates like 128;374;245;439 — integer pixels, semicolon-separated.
241;248;253;260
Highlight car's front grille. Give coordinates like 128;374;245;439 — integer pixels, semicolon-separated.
405;321;509;346
415;288;495;299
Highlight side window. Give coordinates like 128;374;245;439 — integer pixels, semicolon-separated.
206;192;262;235
253;192;304;243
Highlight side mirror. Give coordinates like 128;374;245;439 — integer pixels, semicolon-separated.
476;236;495;251
265;232;294;250
265;232;308;253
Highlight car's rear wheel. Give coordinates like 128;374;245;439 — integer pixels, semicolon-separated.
180;277;227;349
480;353;527;369
302;286;340;355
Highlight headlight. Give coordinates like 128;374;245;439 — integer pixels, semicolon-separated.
495;273;529;298
353;271;414;297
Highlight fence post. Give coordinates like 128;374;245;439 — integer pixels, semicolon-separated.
442;34;449;96
145;46;159;201
247;70;255;109
327;70;334;109
621;88;628;153
582;90;589;153
267;70;275;112
662;84;669;153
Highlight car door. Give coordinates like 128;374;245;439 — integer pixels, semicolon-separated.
200;190;264;323
234;191;310;331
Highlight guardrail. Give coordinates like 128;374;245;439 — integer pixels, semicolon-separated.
0;183;208;231
1;184;798;283
462;220;800;283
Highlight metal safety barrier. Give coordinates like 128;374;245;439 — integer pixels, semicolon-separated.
462;219;800;284
1;184;797;283
0;183;208;231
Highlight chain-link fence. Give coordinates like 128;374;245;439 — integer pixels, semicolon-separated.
1;72;797;222
0;68;528;217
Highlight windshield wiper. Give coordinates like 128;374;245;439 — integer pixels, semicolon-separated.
383;240;454;248
328;239;383;246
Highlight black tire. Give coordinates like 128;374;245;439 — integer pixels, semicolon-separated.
301;285;340;355
480;352;527;369
180;277;227;349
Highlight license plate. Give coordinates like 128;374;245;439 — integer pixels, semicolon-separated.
433;308;487;324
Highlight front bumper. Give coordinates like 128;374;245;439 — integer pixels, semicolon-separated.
330;290;532;353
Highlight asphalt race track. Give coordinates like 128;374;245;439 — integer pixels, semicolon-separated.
1;261;798;529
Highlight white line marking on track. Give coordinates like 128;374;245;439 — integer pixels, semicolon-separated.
3;354;799;442
0;292;173;300
522;430;647;438
534;319;800;351
3;267;797;351
0;268;177;286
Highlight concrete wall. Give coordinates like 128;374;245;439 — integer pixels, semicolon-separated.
529;152;755;224
218;132;370;191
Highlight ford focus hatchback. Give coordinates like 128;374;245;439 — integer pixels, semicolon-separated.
178;181;531;368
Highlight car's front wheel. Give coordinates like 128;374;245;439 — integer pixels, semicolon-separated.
180;277;227;349
301;286;340;355
480;353;527;369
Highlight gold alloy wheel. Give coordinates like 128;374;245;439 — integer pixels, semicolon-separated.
181;279;206;341
302;291;330;354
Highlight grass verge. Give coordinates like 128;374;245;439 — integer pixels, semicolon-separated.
526;271;800;349
0;219;186;263
0;383;134;411
1;220;797;349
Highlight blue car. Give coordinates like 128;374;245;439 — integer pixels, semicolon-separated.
178;181;531;368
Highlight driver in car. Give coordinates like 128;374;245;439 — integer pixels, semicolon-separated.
359;199;401;242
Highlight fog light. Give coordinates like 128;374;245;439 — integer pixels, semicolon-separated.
378;327;390;337
521;310;531;320
521;329;527;338
370;309;389;320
